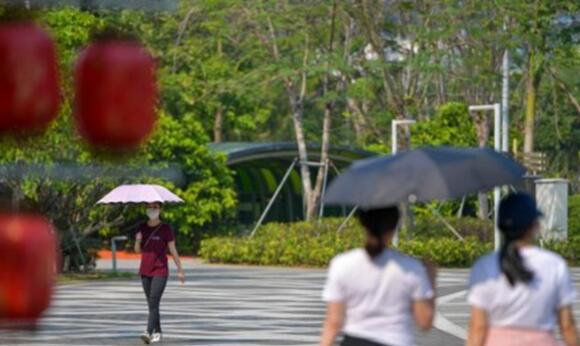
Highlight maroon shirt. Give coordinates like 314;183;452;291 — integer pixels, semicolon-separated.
137;222;175;277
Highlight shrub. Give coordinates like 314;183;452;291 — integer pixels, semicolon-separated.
399;237;491;267
200;218;364;267
201;217;580;268
200;218;491;268
568;195;580;237
412;216;493;242
544;236;580;265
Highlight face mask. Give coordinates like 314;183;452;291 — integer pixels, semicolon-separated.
146;208;160;221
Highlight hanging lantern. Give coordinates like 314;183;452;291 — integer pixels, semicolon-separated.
0;21;60;134
74;38;158;150
0;213;57;321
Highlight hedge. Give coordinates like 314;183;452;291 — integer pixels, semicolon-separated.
412;215;493;242
569;195;580;238
199;218;363;267
199;217;493;268
544;236;580;266
200;217;580;268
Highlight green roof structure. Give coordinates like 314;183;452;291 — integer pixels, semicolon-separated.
209;142;377;226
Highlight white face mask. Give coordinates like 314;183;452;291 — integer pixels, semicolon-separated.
146;208;160;221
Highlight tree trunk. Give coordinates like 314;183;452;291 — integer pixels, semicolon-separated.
291;104;314;220
310;103;332;219
524;49;544;153
357;0;405;118
347;98;367;145
524;83;535;153
307;0;338;220
437;73;447;106
213;105;224;143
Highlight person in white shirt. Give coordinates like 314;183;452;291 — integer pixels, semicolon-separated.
320;206;436;346
467;192;579;346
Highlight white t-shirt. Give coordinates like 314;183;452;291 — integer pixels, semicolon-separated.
322;248;434;346
468;246;576;331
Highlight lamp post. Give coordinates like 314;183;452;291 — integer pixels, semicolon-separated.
502;49;510;153
391;119;416;247
111;235;128;273
391;120;416;156
469;103;504;251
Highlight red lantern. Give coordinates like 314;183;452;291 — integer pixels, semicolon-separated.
0;21;60;134
0;213;57;321
74;39;158;150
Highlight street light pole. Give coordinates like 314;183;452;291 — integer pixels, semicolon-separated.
111;235;128;273
469;104;502;251
391;119;416;247
391;120;416;156
502;50;510;153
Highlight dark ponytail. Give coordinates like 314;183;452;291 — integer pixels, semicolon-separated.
498;193;541;287
499;237;534;286
365;234;383;258
357;207;400;259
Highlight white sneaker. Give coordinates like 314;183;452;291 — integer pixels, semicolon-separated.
140;331;151;344
150;333;162;343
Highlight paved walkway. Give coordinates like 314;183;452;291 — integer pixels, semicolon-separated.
1;260;579;346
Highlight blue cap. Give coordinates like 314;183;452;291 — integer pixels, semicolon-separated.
498;192;543;236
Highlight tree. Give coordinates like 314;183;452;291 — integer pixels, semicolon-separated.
143;112;237;243
231;1;348;220
167;1;274;143
497;0;580;153
0;7;237;269
412;102;477;148
412;102;484;218
2;0;579;247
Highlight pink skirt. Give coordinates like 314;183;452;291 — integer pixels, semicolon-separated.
485;327;561;346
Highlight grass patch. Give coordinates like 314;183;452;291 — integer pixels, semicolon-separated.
58;271;137;283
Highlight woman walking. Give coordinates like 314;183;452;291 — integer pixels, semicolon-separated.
135;202;185;344
320;206;436;346
467;192;579;346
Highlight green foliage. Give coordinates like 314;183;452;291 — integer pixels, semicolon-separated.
143;112;237;252
1;0;578;268
543;236;580;266
535;47;580;179
568;195;580;237
200;217;580;268
200;218;364;267
58;271;137;283
412;102;477;148
199;218;492;268
411;215;493;242
0;111;235;268
398;238;491;268
0;8;236;270
41;8;104;64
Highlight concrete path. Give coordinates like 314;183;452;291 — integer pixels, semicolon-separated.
1;260;579;346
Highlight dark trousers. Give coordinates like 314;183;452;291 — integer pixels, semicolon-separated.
341;334;391;346
141;275;168;334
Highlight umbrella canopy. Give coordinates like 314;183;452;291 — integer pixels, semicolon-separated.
97;184;184;204
324;147;525;209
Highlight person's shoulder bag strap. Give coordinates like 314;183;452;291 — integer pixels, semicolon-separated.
142;224;163;249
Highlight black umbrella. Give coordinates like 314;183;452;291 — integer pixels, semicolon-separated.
324;147;526;209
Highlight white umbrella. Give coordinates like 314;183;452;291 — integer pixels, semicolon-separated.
97;184;184;204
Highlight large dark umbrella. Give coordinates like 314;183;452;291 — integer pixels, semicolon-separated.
324;147;525;209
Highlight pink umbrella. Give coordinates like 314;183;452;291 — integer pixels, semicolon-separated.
97;184;184;204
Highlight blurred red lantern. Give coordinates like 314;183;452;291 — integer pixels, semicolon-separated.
74;39;158;150
0;213;57;321
0;21;60;134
